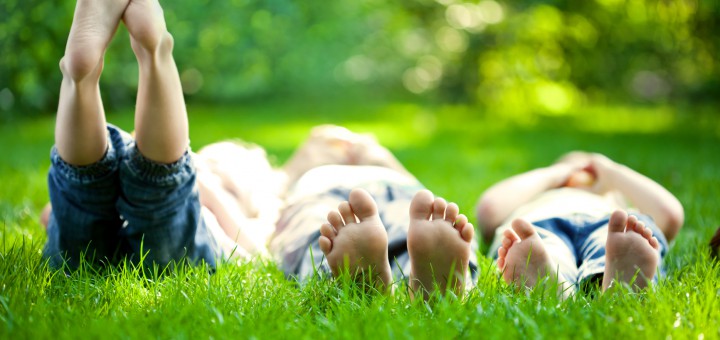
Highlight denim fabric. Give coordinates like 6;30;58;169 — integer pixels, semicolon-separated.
44;124;220;270
490;213;669;286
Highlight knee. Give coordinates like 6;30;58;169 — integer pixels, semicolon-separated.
659;206;684;242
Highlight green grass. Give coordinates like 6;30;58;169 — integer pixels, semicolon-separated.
1;99;719;339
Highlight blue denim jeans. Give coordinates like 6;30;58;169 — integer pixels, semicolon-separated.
43;124;220;270
489;213;669;286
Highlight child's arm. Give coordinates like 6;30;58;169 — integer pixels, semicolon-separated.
475;163;576;240
590;154;684;241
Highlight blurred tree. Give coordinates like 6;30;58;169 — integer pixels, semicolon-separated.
405;0;720;115
0;0;717;119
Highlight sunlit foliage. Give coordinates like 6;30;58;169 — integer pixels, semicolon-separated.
1;0;717;118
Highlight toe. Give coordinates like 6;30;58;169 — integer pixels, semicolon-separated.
338;201;356;225
503;228;520;243
501;235;513;249
650;236;660;250
633;220;645;233
445;202;459;223
627;215;639;232
641;225;653;240
498;246;507;258
348;188;379;220
432;197;447;220
497;251;506;269
511;218;536;240
409;190;434;221
328;211;344;230
319;236;332;254
460;222;474;242
608;210;628;233
320;223;336;239
454;214;469;232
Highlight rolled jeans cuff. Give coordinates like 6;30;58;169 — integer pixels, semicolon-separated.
49;135;118;185
123;144;194;186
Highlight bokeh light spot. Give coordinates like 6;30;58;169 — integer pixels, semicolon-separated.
535;82;574;114
435;27;468;53
478;1;504;24
181;68;205;95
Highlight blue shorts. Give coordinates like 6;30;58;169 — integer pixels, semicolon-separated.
44;124;221;270
491;213;669;286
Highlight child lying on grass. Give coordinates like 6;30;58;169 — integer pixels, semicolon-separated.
287;148;683;299
44;1;477;295
44;0;224;269
45;0;681;301
477;152;684;294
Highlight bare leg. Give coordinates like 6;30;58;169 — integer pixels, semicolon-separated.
407;190;474;300
318;189;392;290
603;210;660;291
123;0;188;163
55;0;130;165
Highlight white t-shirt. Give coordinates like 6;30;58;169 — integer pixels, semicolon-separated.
488;188;625;256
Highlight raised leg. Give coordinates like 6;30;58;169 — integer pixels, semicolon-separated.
123;0;188;163
55;0;129;165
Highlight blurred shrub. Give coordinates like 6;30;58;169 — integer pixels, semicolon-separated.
1;0;718;119
416;0;720;117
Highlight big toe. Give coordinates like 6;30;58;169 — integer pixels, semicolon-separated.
511;218;536;240
409;190;434;220
609;210;628;233
348;188;378;220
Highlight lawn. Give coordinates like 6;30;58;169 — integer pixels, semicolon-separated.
1;99;719;339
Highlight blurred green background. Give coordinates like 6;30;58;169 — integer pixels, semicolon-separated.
1;0;718;120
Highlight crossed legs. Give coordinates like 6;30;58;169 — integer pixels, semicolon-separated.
46;0;211;268
56;0;186;167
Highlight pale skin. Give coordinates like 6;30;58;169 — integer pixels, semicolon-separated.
198;126;475;299
476;152;684;242
195;125;416;256
48;0;277;256
478;152;683;292
56;0;187;167
318;189;474;300
282;125;416;186
51;1;474;292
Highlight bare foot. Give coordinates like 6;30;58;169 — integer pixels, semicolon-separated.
498;219;562;291
603;210;660;291
407;190;474;300
122;0;170;55
62;0;130;80
318;189;392;289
